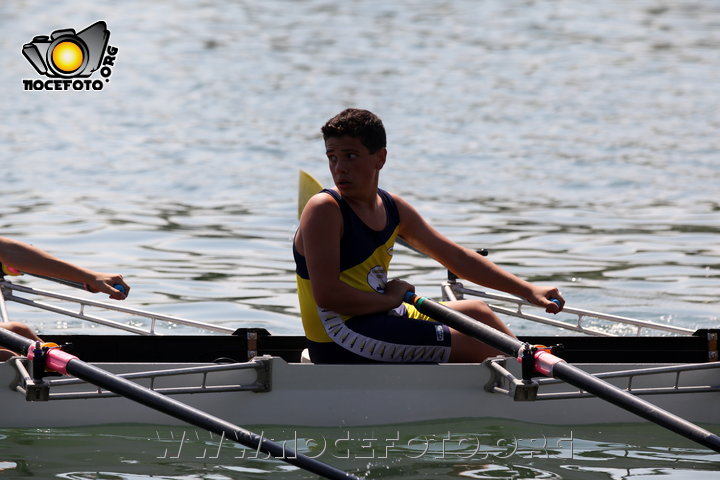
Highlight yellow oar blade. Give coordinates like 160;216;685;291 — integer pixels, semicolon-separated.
298;170;324;218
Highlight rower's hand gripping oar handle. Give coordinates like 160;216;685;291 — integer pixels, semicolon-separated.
1;264;126;295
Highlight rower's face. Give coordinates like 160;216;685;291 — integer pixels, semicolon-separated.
325;136;386;194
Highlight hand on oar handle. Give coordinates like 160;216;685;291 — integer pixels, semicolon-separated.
525;285;565;314
386;278;414;306
84;274;129;300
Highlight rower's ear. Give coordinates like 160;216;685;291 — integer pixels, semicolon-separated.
375;148;387;170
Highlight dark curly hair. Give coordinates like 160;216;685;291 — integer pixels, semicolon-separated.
321;108;386;154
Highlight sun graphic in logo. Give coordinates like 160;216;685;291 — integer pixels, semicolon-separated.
51;41;84;73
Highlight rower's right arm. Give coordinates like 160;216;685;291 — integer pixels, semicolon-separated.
296;194;409;316
0;236;129;300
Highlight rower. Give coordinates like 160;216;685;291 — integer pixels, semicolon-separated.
293;108;565;364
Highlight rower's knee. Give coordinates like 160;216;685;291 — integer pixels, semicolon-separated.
453;299;494;319
448;299;515;338
0;348;16;362
448;328;506;363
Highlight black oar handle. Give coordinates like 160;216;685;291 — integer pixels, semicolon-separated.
403;291;720;453
0;328;360;480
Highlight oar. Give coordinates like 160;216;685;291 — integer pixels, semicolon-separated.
403;291;720;453
0;328;361;480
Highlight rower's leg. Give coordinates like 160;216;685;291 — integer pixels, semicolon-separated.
0;322;41;361
0;348;15;361
0;322;41;342
443;300;514;362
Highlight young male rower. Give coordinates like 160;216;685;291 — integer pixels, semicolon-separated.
0;236;130;361
294;108;565;364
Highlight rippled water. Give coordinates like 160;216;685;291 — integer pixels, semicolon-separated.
1;421;719;479
1;0;720;478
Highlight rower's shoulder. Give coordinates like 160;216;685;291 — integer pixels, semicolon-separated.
382;189;405;204
384;191;416;214
300;191;341;223
306;190;339;209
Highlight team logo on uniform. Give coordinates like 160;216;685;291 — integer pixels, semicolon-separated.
367;265;387;293
22;21;118;91
435;325;445;342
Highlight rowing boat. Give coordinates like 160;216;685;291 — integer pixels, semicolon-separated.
2;277;719;430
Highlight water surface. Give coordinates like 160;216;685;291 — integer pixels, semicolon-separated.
1;0;719;478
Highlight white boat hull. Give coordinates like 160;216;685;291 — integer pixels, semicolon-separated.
3;356;719;428
1;280;718;434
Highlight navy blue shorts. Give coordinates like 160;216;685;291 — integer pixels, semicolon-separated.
308;312;452;364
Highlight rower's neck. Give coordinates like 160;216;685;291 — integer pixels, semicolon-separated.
341;187;380;211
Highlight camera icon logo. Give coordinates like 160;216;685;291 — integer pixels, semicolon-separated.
22;21;110;78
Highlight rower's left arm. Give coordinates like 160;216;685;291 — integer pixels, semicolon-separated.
394;195;564;313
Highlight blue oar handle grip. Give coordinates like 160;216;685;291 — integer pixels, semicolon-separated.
550;298;562;308
84;283;126;294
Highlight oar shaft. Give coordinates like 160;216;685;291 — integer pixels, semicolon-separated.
0;328;359;480
0;326;30;353
553;361;720;452
404;292;522;355
64;361;355;479
404;292;720;453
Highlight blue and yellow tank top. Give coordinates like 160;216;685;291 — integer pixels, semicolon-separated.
294;188;400;343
